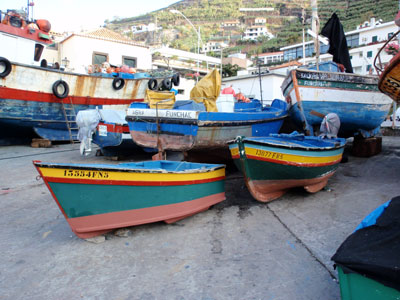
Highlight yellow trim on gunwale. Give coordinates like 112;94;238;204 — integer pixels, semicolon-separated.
38;167;225;182
245;147;342;164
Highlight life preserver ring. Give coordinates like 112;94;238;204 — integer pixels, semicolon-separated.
52;80;69;99
148;78;158;90
161;78;172;90
172;73;180;86
112;78;125;90
0;57;12;78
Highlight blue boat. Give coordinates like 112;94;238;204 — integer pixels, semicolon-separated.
76;109;155;157
281;67;393;138
125;99;288;152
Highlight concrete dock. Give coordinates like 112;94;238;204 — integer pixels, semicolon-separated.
1;137;399;300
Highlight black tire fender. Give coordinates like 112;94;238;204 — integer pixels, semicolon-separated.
148;78;158;90
52;80;69;99
0;57;12;78
161;78;172;90
172;73;180;86
112;77;125;90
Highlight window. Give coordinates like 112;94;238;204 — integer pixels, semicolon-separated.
34;44;44;62
346;34;359;48
372;36;378;42
367;51;373;58
93;52;108;65
388;32;394;39
123;56;137;68
350;55;353;60
367;64;372;71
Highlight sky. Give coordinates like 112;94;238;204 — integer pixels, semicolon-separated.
0;0;179;32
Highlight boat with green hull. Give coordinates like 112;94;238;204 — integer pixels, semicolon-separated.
228;133;345;202
34;160;226;238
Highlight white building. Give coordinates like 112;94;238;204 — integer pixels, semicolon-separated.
43;28;151;74
243;25;274;41
252;52;284;65
280;18;398;75
221;71;287;104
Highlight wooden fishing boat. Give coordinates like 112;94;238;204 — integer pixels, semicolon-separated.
125;99;288;152
228;133;346;202
33;160;226;238
0;10;176;141
281;68;392;138
374;28;400;104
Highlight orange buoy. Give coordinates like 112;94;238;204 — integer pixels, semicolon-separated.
36;19;51;32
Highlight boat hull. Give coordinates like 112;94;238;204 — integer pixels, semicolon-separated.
281;69;392;137
92;122;150;157
34;161;226;238
229;135;345;202
0;62;150;140
126;101;288;151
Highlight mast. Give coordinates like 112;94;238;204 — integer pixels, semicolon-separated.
311;0;320;70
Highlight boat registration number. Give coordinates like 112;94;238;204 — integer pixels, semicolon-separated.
63;169;110;179
255;149;284;160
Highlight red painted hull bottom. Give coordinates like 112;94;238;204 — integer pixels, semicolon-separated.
67;193;225;238
131;131;195;151
246;172;335;203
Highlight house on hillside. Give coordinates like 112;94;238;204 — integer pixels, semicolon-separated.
43;28;152;74
252;52;284;65
243;25;274;41
280;17;397;75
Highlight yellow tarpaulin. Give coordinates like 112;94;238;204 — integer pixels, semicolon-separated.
144;90;176;109
190;69;221;112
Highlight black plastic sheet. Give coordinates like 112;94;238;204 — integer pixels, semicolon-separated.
332;196;400;291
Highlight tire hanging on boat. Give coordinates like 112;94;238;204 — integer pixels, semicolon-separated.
161;78;172;90
148;78;158;90
172;73;180;86
112;77;125;90
0;57;12;78
52;80;69;99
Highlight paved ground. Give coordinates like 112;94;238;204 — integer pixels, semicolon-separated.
1;137;399;300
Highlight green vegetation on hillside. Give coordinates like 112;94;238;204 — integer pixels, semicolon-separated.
107;0;399;56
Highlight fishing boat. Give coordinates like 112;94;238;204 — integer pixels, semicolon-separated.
281;68;392;138
281;12;392;138
0;10;177;141
33;160;226;238
76;109;155;157
125;70;288;154
228;133;346;202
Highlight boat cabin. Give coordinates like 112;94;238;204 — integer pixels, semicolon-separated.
0;10;53;65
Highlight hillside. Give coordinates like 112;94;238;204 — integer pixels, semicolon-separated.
106;0;398;56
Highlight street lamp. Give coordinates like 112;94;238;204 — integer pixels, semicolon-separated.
170;9;202;81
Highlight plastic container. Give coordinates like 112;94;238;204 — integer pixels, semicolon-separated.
216;94;235;112
337;266;400;300
129;102;149;109
308;62;341;72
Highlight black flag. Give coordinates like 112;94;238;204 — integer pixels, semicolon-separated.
321;13;353;73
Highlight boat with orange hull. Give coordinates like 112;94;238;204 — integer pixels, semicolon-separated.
228;133;345;202
33;160;225;238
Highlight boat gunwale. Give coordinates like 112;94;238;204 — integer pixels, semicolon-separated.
33;161;226;174
229;138;346;152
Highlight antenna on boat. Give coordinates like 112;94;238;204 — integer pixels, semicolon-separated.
26;1;34;22
257;58;263;105
311;0;320;70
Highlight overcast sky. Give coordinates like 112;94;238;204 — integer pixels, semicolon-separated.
0;0;179;31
